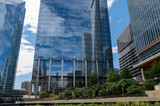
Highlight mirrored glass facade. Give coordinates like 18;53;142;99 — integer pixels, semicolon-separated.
127;0;160;60
32;0;113;91
0;0;25;92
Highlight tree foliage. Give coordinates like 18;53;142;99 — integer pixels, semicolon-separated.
72;88;82;98
120;67;133;79
64;89;72;99
144;61;160;81
82;88;95;98
126;85;145;95
77;80;83;88
143;79;157;90
105;68;120;83
88;73;99;86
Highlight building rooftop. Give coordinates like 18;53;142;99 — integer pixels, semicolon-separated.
0;0;25;5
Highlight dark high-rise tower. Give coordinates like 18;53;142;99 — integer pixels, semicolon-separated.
91;0;113;73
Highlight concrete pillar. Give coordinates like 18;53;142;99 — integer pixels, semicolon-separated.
35;58;40;99
61;58;64;88
96;59;99;75
73;59;76;88
48;58;52;91
141;68;146;81
84;59;88;88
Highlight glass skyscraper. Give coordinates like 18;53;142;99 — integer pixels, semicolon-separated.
0;0;25;92
32;0;113;92
127;0;160;80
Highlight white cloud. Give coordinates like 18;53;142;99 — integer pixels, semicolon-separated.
16;35;35;76
107;0;118;9
23;0;40;33
109;16;112;22
118;19;122;23
112;46;118;54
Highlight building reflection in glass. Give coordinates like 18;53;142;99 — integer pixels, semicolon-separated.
32;0;113;92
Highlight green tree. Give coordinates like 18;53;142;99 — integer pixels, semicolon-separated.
44;91;49;98
143;79;157;90
120;67;133;79
77;80;83;88
88;73;99;86
145;61;160;81
126;85;145;95
98;88;107;97
64;89;72;99
106;82;121;95
105;68;120;83
72;88;82;98
38;93;44;98
82;88;95;98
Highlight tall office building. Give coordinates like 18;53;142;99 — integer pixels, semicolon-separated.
0;0;25;92
21;81;31;94
32;0;112;92
91;0;113;74
117;24;141;77
127;0;160;80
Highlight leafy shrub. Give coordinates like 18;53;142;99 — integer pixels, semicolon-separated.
39;93;44;98
116;101;130;106
73;88;82;98
44;91;49;98
64;89;72;99
82;88;94;98
10;97;15;103
50;93;54;97
54;96;59;100
126;85;145;95
106;82;121;95
98;88;107;97
154;102;160;106
143;79;157;90
58;92;64;99
2;92;13;97
77;80;83;88
105;69;120;83
88;73;99;86
0;98;4;103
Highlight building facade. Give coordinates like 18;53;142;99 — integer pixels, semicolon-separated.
117;24;141;77
0;0;25;92
32;0;113;92
21;81;31;94
127;0;160;80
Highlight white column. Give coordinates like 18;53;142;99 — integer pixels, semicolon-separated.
35;58;40;99
48;58;52;91
96;59;99;75
61;58;64;88
73;59;76;88
141;68;146;81
84;59;88;88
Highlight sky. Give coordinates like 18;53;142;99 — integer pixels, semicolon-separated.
15;0;130;89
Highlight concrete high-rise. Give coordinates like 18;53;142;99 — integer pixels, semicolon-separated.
127;0;160;80
0;0;25;92
117;24;141;77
